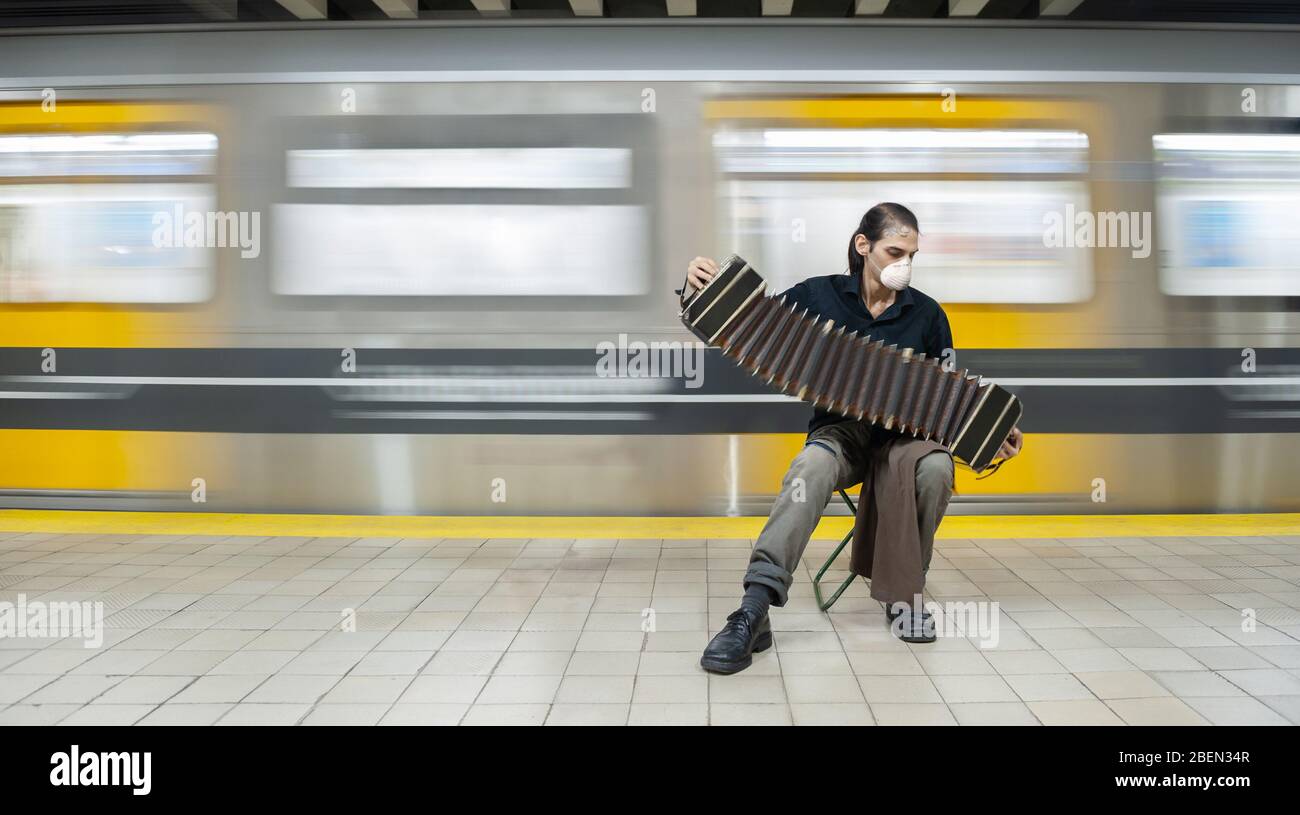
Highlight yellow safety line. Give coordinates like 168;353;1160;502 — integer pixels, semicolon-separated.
0;510;1296;540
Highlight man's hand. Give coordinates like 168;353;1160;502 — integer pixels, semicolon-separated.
997;426;1023;461
685;256;718;293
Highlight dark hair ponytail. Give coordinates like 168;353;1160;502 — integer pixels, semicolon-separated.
846;202;921;276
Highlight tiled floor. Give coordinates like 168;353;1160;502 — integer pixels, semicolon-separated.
1;529;1299;725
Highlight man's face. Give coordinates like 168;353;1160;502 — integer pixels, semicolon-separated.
856;229;919;275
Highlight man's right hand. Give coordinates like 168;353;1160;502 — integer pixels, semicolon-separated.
685;256;719;294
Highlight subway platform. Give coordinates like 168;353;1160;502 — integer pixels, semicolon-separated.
1;511;1298;726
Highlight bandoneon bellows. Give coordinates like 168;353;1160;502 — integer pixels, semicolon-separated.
680;255;1022;474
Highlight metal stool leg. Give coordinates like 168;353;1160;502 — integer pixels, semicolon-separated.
813;488;859;611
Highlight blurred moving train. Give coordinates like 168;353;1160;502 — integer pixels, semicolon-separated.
0;23;1298;516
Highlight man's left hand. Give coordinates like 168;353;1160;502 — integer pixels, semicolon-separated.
997;426;1023;461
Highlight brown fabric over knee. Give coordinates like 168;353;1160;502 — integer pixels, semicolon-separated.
848;435;949;604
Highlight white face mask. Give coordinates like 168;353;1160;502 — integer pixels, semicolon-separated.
869;254;912;291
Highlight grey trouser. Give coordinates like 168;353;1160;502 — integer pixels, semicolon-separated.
743;421;955;607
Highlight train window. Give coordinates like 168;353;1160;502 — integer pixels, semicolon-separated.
270;114;654;299
273;203;647;297
713;128;1093;304
1154;132;1300;296
286;147;632;189
0;132;217;303
714;129;1088;175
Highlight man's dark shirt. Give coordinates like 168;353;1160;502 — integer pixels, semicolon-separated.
777;270;954;438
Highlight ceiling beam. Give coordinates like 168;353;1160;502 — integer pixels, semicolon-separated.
948;0;990;15
372;0;419;17
1040;0;1083;15
273;0;327;18
854;0;889;14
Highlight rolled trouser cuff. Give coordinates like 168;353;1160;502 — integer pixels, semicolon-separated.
743;561;793;607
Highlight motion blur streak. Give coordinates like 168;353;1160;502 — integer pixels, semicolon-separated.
0;29;1297;516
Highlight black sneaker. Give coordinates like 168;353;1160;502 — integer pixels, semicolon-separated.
884;602;936;643
699;607;774;674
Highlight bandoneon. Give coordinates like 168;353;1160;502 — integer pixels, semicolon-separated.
681;255;1022;474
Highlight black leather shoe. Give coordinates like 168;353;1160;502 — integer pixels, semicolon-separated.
699;608;773;674
883;602;936;643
